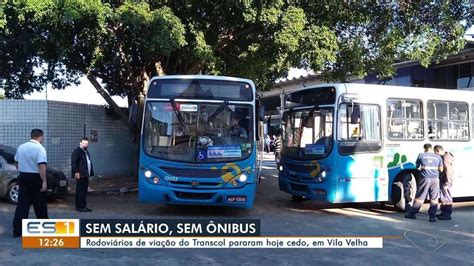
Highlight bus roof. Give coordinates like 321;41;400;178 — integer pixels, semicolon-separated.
289;83;474;103
147;75;256;101
149;75;256;90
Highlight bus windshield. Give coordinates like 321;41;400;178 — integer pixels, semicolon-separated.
281;107;334;159
143;101;253;163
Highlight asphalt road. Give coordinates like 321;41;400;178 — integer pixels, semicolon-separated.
1;155;473;265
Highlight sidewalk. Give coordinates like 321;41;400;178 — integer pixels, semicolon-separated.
263;152;276;160
68;175;138;194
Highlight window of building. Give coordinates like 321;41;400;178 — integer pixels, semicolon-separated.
447;65;459;89
434;67;447;89
432;63;474;90
427;100;469;140
387;99;424;140
457;63;472;88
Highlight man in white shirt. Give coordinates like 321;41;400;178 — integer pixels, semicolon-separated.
12;129;49;237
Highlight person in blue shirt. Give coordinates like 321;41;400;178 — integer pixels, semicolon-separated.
405;143;443;222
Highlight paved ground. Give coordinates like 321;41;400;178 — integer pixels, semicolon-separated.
1;154;473;265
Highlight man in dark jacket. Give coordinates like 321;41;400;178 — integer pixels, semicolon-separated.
71;137;94;212
434;145;454;220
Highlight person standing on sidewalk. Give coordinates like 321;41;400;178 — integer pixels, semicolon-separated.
405;143;443;222
71;137;94;212
12;129;49;237
274;130;282;164
434;145;454;220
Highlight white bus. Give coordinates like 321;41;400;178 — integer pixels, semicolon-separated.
278;83;473;210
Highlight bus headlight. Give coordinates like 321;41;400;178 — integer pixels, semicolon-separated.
315;170;327;183
144;170;152;178
228;173;250;187
142;168;161;185
321;170;326;178
238;174;248;182
279;165;283;171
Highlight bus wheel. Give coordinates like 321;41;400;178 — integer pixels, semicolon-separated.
391;173;417;212
291;195;304;202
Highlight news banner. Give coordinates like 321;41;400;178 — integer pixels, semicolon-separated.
22;219;384;249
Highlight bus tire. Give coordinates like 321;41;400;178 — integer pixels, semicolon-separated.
291;195;304;202
391;173;417;212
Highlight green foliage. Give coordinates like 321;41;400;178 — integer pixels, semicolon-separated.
0;0;470;100
300;0;470;81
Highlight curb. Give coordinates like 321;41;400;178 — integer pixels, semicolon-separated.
88;186;138;194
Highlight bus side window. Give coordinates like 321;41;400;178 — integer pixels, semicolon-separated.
387;98;423;140
428;100;470;140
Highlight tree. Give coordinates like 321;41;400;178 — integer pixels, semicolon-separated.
298;1;471;81
0;0;186;125
0;0;471;122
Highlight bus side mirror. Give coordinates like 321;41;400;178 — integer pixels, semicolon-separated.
259;105;265;121
350;104;360;124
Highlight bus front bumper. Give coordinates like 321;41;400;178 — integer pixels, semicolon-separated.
139;179;256;209
278;173;330;201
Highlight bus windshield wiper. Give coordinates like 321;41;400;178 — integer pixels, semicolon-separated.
170;99;185;127
207;100;229;124
303;105;320;126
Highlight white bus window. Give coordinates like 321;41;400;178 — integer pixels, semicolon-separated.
449;102;468;120
428;100;469;140
387;99;424;140
428;101;448;120
338;103;382;154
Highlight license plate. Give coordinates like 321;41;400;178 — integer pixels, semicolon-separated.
227;196;247;202
60;180;67;187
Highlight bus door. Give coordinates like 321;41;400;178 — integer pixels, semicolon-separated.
336;101;388;203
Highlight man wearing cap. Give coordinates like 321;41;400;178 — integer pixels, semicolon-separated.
12;129;49;237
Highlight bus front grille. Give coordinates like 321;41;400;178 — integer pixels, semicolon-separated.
161;167;232;178
168;180;221;188
284;163;318;173
175;192;215;200
290;183;308;192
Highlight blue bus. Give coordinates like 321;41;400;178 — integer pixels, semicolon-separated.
139;75;264;208
278;83;474;210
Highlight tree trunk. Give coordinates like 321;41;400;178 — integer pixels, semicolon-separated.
86;74;131;129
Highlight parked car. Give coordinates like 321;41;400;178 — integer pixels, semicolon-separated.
0;145;68;204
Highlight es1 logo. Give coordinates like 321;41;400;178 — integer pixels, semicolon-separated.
22;219;79;237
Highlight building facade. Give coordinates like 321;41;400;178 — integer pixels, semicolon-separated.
0;100;135;177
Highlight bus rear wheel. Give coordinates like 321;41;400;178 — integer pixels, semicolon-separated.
391;173;417;212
